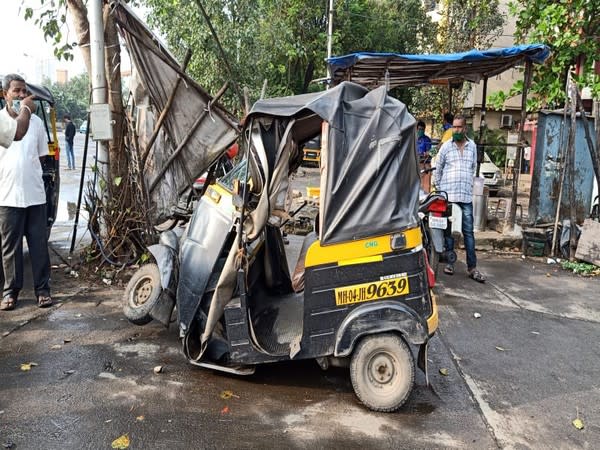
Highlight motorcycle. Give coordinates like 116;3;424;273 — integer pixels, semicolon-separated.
418;167;455;277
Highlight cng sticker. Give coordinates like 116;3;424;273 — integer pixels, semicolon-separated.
365;240;378;248
334;273;409;306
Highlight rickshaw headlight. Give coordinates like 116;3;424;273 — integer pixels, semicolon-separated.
391;233;406;250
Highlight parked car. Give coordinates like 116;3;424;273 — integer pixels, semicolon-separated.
79;120;88;134
480;152;503;196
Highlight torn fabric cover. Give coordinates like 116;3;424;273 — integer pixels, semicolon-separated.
112;2;239;220
247;82;420;245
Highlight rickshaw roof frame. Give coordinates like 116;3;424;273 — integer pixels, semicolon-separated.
326;44;550;89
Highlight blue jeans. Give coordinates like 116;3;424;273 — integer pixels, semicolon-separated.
66;140;75;169
445;201;477;270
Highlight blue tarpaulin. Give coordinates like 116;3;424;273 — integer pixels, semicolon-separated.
327;44;550;89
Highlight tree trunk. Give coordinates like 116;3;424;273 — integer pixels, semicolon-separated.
302;60;314;94
67;0;91;76
103;4;127;185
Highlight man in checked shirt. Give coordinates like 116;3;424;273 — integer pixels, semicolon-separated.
434;115;486;283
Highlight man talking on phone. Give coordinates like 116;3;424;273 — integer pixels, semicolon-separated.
0;74;52;311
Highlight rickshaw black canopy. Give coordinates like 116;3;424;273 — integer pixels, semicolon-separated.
247;81;420;245
26;83;55;105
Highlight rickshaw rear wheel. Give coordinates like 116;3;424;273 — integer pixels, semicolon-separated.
123;263;162;325
350;333;414;412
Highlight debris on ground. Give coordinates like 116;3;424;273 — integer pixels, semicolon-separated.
20;362;38;371
560;260;600;276
219;390;239;400
572;417;584;430
111;434;130;449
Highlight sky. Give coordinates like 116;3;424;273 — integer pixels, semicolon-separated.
0;1;86;84
0;1;145;85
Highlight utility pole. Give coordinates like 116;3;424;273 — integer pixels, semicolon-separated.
89;0;110;235
326;0;334;87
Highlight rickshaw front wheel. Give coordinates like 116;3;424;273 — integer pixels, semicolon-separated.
123;263;162;325
350;333;415;412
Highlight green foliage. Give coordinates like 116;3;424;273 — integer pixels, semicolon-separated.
495;0;600;110
138;252;150;265
484;128;507;167
560;260;600;276
437;0;505;53
24;1;77;61
42;73;90;123
143;0;437;112
411;0;505;126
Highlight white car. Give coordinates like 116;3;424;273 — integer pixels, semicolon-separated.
480;152;503;196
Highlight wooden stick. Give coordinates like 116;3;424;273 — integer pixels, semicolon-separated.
141;49;192;168
148;82;229;194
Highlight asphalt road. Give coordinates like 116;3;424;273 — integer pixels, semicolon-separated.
1;151;599;448
1;243;599;449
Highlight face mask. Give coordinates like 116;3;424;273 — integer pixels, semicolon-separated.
452;132;464;142
417;129;424;138
11;99;21;114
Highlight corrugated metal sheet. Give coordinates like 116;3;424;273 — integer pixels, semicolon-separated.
529;111;597;224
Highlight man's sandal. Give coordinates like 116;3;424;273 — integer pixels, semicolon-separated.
444;264;454;275
0;296;16;311
38;296;53;308
468;269;486;283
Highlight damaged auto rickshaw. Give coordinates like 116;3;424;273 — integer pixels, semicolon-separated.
123;81;438;412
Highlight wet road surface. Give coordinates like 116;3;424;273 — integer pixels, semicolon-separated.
1;145;599;448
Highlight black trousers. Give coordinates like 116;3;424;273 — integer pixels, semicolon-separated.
0;204;51;299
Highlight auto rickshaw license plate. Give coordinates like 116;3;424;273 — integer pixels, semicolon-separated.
334;274;409;306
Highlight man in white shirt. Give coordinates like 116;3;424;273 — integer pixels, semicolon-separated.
0;74;52;311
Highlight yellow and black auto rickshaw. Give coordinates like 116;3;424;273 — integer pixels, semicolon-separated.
124;81;438;412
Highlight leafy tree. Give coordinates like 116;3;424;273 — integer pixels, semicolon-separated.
144;0;437;110
489;0;600;110
437;0;504;53
411;0;505;131
44;73;90;124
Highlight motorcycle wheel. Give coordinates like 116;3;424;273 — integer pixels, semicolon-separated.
123;263;162;325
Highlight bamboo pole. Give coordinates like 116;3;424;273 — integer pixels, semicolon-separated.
567;79;578;260
506;60;532;231
140;49;192;168
148;82;229;194
550;105;570;257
